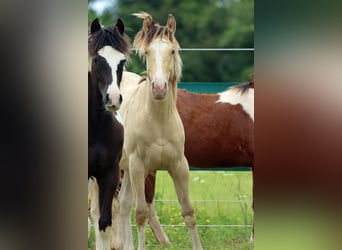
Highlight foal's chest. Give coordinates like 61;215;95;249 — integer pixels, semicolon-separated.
142;140;181;170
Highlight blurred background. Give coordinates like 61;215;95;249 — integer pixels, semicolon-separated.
88;0;254;82
2;0;342;249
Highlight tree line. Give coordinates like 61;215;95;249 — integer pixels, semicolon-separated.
88;0;254;82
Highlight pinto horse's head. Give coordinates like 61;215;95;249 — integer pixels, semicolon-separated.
89;18;130;111
133;12;182;100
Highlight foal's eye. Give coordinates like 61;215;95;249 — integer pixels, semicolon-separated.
171;49;175;54
145;50;149;55
93;58;98;64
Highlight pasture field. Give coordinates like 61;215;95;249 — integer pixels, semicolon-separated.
88;170;253;250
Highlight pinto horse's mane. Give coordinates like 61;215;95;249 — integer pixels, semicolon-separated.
229;77;254;95
132;12;182;83
88;22;131;57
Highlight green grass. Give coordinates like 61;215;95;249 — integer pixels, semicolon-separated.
88;171;253;250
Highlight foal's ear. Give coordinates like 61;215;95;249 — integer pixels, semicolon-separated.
166;14;176;34
116;18;125;35
143;15;154;33
91;18;101;34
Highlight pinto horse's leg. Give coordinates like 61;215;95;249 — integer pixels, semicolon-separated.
250;168;254;245
110;179;121;250
89;178;111;250
118;170;134;250
95;166;120;250
111;193;120;250
168;156;203;250
145;173;170;245
97;167;120;231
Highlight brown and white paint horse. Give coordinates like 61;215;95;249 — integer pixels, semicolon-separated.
178;80;254;168
169;79;254;243
116;12;203;250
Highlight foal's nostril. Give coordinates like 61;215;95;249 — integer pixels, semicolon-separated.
152;82;167;90
119;95;123;104
105;94;109;103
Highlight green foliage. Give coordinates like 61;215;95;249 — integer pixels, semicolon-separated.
88;0;254;82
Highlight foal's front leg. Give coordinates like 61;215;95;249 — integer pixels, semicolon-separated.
129;155;149;250
168;156;203;250
89;178;111;250
98;165;120;231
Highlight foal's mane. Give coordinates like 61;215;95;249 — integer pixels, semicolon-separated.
133;12;182;82
88;23;131;57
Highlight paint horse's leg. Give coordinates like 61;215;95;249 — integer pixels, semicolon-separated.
129;154;149;250
89;178;111;250
110;194;120;250
95;165;120;250
145;173;170;245
168;156;203;250
118;170;134;250
250;168;255;245
110;184;121;249
97;166;120;231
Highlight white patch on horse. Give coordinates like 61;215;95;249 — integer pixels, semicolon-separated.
115;112;123;125
217;88;254;121
98;46;125;106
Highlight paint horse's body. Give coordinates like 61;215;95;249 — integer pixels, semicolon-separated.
88;17;130;250
117;12;202;250
178;81;254;168
180;82;254;243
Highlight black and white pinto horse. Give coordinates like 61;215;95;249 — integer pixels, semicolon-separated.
88;17;130;250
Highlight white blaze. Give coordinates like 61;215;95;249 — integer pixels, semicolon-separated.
150;40;168;86
98;46;125;107
217;88;254;121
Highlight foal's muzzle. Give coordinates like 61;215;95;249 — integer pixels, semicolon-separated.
152;81;167;99
105;94;122;112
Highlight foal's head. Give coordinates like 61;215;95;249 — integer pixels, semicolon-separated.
133;12;182;100
88;18;130;111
